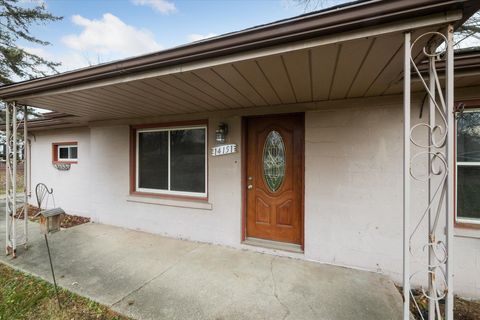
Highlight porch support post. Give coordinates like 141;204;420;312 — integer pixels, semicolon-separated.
23;105;28;247
427;49;436;320
403;31;411;320
445;23;454;320
11;101;17;257
4;101;27;257
4;102;10;255
5;101;18;257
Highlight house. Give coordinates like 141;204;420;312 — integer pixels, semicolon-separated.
1;0;480;316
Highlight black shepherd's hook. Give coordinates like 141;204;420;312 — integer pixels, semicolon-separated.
36;183;61;310
44;234;62;309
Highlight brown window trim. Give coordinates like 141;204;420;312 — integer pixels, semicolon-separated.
52;141;78;164
454;100;480;230
129;119;209;202
454;221;480;230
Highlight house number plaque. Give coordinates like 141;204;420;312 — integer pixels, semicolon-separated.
211;144;237;156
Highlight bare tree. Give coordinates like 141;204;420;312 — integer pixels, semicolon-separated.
293;1;480;48
455;12;480;48
293;0;340;12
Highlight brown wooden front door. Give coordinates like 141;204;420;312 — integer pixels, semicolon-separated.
245;114;304;245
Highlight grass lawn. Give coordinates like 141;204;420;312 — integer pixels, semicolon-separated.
0;263;129;320
0;169;24;195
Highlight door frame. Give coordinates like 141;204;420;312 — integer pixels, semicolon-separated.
241;113;305;250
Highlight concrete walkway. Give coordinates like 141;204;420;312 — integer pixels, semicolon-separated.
0;212;403;320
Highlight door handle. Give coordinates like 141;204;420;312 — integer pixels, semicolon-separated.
247;184;253;190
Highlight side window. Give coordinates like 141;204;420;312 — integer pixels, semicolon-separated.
53;142;78;163
456;111;480;225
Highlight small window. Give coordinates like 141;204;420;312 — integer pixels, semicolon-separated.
58;145;78;161
135;125;207;197
53;143;78;163
456;110;480;224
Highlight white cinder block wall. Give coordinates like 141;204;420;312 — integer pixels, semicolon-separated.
29;96;480;298
304;99;480;298
87;116;243;247
305;103;405;274
29;127;91;216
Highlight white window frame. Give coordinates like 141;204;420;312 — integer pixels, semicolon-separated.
57;144;78;162
135;125;208;198
456;109;480;225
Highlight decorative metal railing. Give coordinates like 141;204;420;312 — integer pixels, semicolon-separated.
403;26;455;320
5;101;29;258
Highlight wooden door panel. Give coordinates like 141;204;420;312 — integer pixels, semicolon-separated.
246;114;304;245
255;198;271;224
277;199;293;226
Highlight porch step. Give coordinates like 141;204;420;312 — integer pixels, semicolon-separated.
243;237;303;253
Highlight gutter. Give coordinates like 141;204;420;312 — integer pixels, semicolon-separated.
417;49;480;72
0;0;478;100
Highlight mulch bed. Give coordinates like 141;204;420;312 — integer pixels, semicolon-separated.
398;286;480;320
454;298;480;320
15;205;90;229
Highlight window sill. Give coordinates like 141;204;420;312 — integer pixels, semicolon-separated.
126;194;213;210
52;161;77;164
455;223;480;239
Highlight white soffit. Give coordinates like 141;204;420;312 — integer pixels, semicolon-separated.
17;12;462;121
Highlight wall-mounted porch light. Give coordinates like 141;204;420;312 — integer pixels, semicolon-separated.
215;123;228;144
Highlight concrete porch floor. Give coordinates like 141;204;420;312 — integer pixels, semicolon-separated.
1;214;403;320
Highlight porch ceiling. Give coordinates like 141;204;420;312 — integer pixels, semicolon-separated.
17;28;439;121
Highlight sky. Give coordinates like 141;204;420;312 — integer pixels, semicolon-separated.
21;0;351;73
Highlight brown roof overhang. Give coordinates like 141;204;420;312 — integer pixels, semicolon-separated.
0;0;479;100
417;47;480;73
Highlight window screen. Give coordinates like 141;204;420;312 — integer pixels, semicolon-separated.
57;145;78;161
457;111;480;222
138;131;168;190
170;129;206;193
59;147;69;159
136;126;206;196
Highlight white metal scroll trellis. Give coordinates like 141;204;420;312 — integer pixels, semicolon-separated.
5;101;29;258
403;25;454;320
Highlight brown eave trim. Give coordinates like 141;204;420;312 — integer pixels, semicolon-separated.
418;52;480;73
0;0;477;99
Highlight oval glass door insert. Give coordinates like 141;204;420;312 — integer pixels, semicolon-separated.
263;130;285;192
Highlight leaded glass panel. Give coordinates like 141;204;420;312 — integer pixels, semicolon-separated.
263;131;285;192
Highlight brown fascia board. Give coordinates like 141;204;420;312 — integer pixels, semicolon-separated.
0;0;478;100
417;48;480;73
